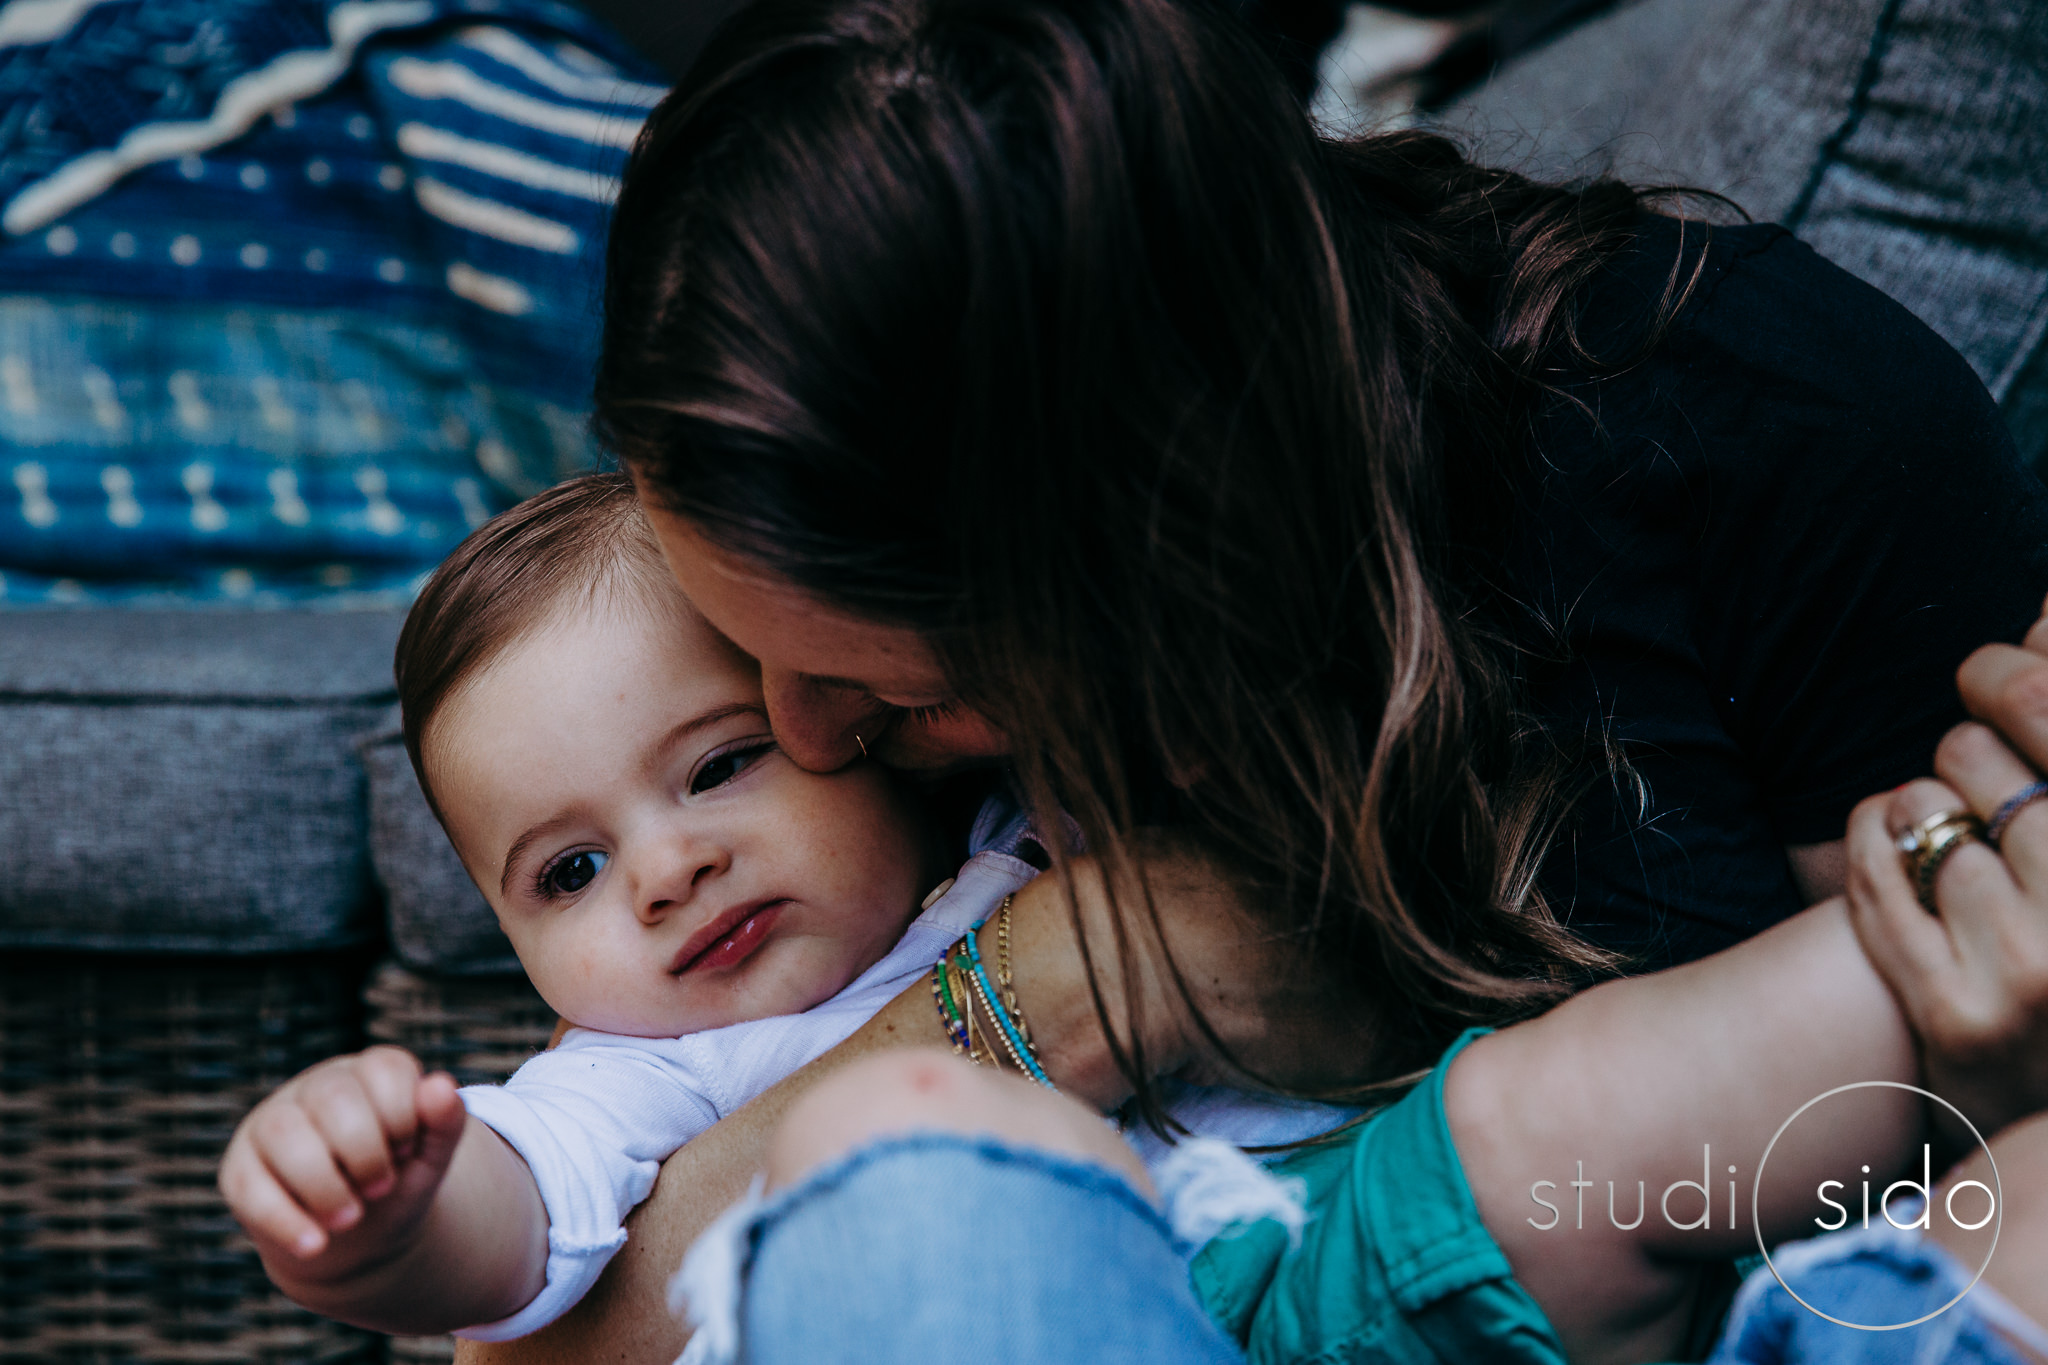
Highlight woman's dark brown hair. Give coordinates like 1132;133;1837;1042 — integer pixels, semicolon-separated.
394;472;673;823
599;0;1681;1104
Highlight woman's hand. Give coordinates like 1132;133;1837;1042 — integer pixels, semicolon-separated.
1844;613;2048;1138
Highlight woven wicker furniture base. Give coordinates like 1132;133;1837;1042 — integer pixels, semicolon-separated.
360;964;553;1091
362;963;554;1365
0;954;378;1364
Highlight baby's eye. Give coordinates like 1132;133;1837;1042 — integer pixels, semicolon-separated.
538;850;607;899
690;741;773;795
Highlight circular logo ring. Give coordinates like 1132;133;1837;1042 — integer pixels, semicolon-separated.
1750;1080;2001;1331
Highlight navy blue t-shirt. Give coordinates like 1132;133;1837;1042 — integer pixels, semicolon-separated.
1506;216;2048;967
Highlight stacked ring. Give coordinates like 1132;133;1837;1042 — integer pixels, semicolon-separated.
1987;780;2048;846
1896;809;1988;911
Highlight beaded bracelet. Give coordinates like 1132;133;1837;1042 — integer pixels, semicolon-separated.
962;952;1032;1077
952;956;990;1066
930;953;970;1054
994;897;1030;1047
963;900;1056;1090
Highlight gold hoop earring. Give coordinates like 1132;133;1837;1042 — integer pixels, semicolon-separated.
854;734;869;759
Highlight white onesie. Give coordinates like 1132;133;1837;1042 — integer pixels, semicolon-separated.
457;799;1353;1341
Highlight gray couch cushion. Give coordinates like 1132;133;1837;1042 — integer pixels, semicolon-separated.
360;727;517;977
0;608;403;953
1432;0;1881;219
1435;0;2048;465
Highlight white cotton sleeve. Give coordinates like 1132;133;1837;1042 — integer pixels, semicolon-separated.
451;842;1039;1341
453;1034;721;1341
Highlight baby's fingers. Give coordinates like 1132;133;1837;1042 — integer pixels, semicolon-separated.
409;1072;467;1178
350;1047;430;1177
299;1064;403;1206
220;1130;330;1258
243;1101;362;1243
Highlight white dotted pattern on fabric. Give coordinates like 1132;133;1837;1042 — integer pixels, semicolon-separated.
13;462;57;528
181;462;228;532
267;468;311;526
100;465;142;527
354;466;404;535
2;356;38;417
81;368;125;436
450;476;490;528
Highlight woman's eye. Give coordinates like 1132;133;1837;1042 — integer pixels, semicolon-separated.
690;742;772;795
539;850;607;898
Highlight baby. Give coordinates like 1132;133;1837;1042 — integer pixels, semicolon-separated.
220;473;1332;1339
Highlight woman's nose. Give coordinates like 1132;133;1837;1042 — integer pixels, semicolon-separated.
761;667;885;772
630;832;731;925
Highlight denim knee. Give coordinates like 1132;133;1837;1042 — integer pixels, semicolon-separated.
672;1132;1248;1365
1710;1222;2048;1365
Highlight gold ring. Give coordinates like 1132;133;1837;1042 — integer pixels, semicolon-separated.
1896;808;1987;911
854;734;868;759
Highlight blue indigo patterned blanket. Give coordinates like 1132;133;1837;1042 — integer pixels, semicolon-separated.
0;0;667;604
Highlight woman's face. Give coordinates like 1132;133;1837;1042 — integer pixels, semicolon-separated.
646;506;1011;774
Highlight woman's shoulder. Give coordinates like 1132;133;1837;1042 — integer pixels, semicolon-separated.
1581;213;1997;430
1547;211;2020;494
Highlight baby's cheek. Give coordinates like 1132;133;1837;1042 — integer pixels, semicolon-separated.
787;772;926;888
521;927;602;1025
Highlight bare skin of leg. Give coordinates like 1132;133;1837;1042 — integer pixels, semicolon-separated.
764;1048;1152;1198
1928;1109;2048;1362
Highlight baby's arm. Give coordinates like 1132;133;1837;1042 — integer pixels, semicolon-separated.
220;1046;548;1335
1447;899;1920;1365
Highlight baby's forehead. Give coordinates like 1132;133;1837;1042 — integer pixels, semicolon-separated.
560;573;757;682
434;576;759;747
423;581;767;855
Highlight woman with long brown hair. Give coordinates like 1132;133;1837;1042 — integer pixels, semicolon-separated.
463;0;2048;1357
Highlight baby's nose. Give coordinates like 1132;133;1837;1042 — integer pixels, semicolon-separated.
631;834;731;924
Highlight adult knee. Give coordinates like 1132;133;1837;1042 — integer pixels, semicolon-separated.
765;1048;1151;1197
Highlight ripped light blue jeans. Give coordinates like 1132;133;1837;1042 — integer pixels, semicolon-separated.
681;1133;1245;1364
681;1132;2048;1365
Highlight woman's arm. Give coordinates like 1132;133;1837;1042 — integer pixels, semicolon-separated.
1448;898;1921;1365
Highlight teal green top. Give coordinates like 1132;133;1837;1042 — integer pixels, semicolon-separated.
1189;1029;1569;1365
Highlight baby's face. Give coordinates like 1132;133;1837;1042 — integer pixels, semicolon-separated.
427;597;936;1037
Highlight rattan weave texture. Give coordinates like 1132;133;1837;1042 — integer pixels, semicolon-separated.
2;957;555;1365
360;964;553;1090
0;954;379;1364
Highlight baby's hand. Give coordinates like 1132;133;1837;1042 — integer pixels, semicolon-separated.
219;1045;467;1278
